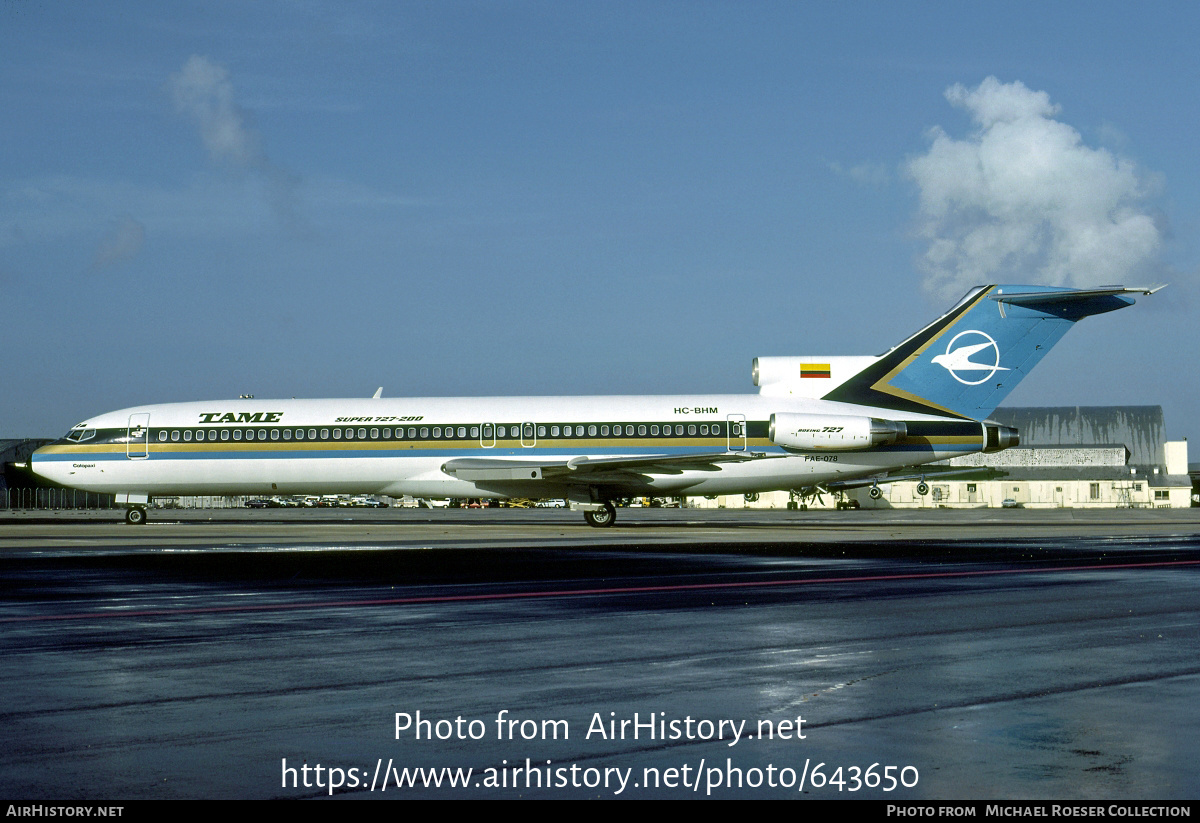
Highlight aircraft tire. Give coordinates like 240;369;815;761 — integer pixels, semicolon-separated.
916;482;929;496
125;507;147;525
584;503;616;528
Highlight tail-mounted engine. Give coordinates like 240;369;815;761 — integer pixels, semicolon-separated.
983;422;1020;453
769;413;907;452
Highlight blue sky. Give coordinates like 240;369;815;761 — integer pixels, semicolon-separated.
3;2;1197;445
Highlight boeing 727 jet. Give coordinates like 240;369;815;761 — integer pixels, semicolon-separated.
30;284;1160;526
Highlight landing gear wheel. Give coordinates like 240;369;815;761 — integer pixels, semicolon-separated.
916;482;929;496
583;502;616;528
125;506;147;525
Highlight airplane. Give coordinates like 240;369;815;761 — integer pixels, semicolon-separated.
29;283;1161;527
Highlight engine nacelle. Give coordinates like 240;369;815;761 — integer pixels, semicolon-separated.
983;422;1019;453
769;413;907;451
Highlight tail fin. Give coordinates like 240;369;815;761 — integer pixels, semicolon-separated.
823;284;1161;420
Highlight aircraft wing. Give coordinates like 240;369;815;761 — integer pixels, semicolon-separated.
822;464;1001;491
442;451;771;482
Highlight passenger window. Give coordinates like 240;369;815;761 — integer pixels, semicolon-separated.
419;428;428;438
409;428;418;438
537;426;546;437
381;428;390;439
551;426;560;437
208;430;217;441
184;430;193;442
700;425;708;435
333;429;342;440
370;428;379;439
601;425;609;436
588;425;597;436
458;427;467;438
221;430;230;441
358;428;367;439
688;425;696;436
171;431;180;442
283;429;292;440
320;429;329;440
638;425;647;436
233;430;242;441
470;427;479;438
269;429;278;440
433;427;441;438
675;425;683;435
157;431;167;442
651;425;659;436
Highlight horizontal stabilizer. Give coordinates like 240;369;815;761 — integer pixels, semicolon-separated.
990;284;1165;307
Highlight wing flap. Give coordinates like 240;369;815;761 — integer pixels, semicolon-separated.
442;451;768;483
822;464;1001;491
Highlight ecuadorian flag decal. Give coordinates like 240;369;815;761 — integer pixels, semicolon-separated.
800;363;831;379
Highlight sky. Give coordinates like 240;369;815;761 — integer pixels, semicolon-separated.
3;1;1198;446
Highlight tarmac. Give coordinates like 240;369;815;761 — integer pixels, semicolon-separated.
2;507;1199;799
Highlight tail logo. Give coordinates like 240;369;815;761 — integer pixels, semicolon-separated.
930;330;1010;385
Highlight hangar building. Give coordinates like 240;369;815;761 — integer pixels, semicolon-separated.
698;406;1193;510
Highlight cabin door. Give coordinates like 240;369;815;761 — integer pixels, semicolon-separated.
726;414;747;451
520;422;537;448
127;413;150;459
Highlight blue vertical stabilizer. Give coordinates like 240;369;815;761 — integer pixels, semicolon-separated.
823;284;1160;420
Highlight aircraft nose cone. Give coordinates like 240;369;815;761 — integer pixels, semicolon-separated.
28;444;61;483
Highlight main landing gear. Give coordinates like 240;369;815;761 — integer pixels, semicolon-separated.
583;501;617;528
124;506;148;525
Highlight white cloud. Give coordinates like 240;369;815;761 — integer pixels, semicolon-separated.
92;214;145;269
169;55;260;169
169;55;307;233
908;77;1164;297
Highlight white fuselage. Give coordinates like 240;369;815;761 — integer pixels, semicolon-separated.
31;393;984;501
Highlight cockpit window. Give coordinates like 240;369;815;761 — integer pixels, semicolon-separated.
65;429;96;442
